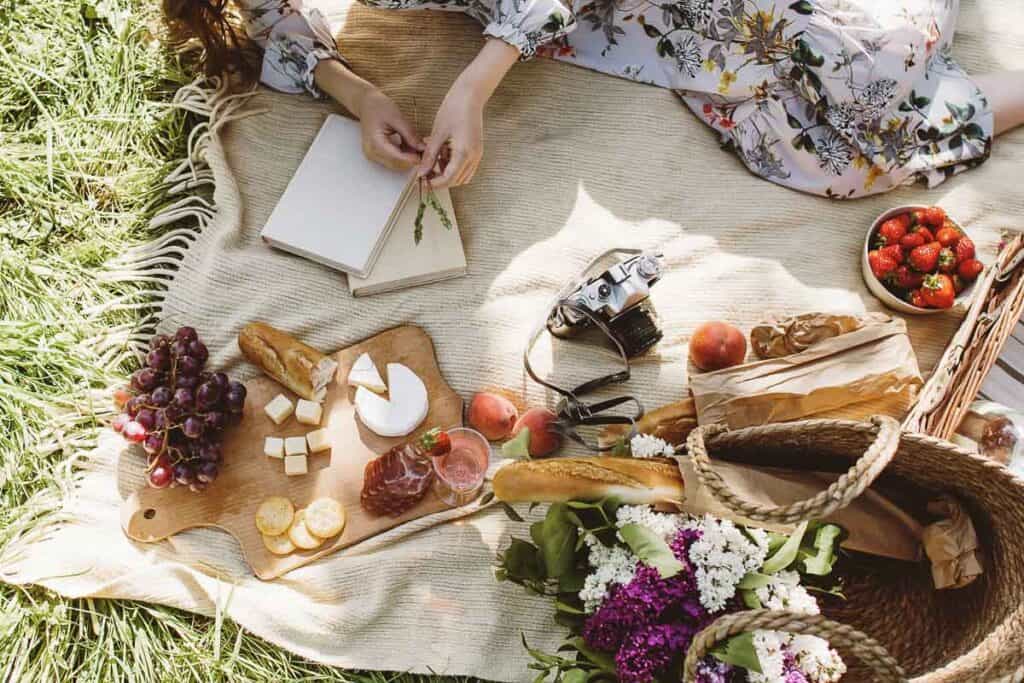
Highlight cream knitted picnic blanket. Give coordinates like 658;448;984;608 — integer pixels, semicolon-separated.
3;0;1024;680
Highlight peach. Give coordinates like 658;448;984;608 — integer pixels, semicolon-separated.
689;321;747;372
468;392;519;441
511;407;562;458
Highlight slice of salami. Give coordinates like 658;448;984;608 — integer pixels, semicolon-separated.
360;441;434;517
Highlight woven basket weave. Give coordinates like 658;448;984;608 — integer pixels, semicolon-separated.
680;416;1024;682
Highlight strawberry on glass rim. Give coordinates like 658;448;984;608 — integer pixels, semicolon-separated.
417;428;452;458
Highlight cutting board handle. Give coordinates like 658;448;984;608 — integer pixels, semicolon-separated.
121;489;202;542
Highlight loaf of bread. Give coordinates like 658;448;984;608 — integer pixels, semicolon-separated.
493;457;685;506
238;322;338;401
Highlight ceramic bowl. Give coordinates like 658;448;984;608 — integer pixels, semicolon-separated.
861;205;975;315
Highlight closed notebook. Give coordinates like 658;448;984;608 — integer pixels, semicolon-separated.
348;185;467;297
260;114;415;278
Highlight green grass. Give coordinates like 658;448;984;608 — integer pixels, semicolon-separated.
0;2;462;680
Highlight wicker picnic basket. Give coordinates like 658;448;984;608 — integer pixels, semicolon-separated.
678;416;1024;683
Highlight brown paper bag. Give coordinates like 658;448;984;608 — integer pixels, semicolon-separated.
690;317;923;429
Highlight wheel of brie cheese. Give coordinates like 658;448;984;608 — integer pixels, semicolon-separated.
354;363;429;437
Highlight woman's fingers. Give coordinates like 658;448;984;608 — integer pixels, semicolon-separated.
366;130;421;170
431;146;472;188
388;115;426;153
456;157;479;186
418;134;448;178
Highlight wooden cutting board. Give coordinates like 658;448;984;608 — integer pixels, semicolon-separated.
121;325;464;580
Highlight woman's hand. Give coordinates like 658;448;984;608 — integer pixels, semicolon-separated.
419;83;485;188
354;88;425;170
419;38;521;188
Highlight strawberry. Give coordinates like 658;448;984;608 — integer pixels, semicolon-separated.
894;212;912;230
922;274;956;309
938;248;957;274
899;231;926;252
417;428;452;458
909;241;941;273
868;250;898;279
910;209;928;227
936;226;962;248
952;275;967;294
915;226;935;243
877;218;907;246
880;244;904;264
955;236;976;263
893;264;924;290
909;288;927;308
922;206;947;227
957;258;984;281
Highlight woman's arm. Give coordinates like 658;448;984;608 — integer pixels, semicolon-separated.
419;39;521;187
314;60;425;170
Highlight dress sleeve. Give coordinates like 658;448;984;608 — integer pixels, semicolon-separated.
238;1;347;98
481;0;577;60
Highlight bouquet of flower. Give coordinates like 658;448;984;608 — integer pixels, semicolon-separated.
496;438;849;683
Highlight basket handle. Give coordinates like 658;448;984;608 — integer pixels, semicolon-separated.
685;415;901;524
682;609;907;682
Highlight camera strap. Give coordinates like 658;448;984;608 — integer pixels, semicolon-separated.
524;298;644;451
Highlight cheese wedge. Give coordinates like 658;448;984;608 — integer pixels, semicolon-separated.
347;352;386;393
353;363;428;437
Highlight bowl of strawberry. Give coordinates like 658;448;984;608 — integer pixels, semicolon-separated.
863;205;984;314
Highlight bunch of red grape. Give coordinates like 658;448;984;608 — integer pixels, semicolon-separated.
112;326;246;491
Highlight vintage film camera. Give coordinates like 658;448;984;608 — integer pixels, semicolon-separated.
546;250;664;358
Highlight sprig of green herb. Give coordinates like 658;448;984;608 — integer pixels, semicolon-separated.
413;177;453;245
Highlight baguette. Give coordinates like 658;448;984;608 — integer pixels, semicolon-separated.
238;322;338;401
598;398;697;449
493;457;685;506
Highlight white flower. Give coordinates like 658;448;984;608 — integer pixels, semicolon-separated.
791;634;847;682
615;505;686;542
629;433;676;458
686;514;768;612
748;630;788;683
754;570;820;615
578;533;638;613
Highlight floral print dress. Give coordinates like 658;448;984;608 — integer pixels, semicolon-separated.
241;0;992;198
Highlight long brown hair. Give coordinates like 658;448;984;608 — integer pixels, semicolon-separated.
163;0;259;84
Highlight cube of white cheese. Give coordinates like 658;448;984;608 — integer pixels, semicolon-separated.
284;454;308;476
306;428;330;453
264;394;294;425
295;399;322;426
284;436;308;456
263;436;284;459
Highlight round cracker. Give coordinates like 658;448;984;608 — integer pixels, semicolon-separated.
255;496;294;536
287;510;323;550
303;497;346;539
261;532;295;556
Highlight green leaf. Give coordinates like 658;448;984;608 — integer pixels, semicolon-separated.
502;538;543;581
554;600;585;615
710;632;762;673
562;670;587;683
761;521;808;574
568;637;617;673
541;504;579;578
801;523;842;575
618;524;684;578
737;572;775;590
740;588;762;609
788;0;813;14
502;427;532;459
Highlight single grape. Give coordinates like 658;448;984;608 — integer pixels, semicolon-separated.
173;387;195;410
195;381;221;410
212;372;229;393
175;326;198;343
198;441;221;463
112;413;130;433
168;427;187;447
113;387;132;409
178;355;201;377
143;432;165;455
135;408;156;431
148;462;173;489
150;386;172;407
196;461;219;484
163;404;183;423
150;334;171;349
173;462;195;487
123;421;147;443
175;374;200;391
183;416;204;440
170;339;190;358
135;368;159;392
152;408;168;431
225;386;246;414
146;348;170;371
124;395;146;417
188;340;209;363
203;411;226;433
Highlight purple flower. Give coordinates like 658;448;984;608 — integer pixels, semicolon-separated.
783;648;809;683
694;657;736;683
616;622;697;683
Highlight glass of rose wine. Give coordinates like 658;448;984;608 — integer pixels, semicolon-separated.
432;427;490;507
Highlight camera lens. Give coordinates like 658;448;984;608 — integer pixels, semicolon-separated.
597;283;611;299
609;299;663;357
